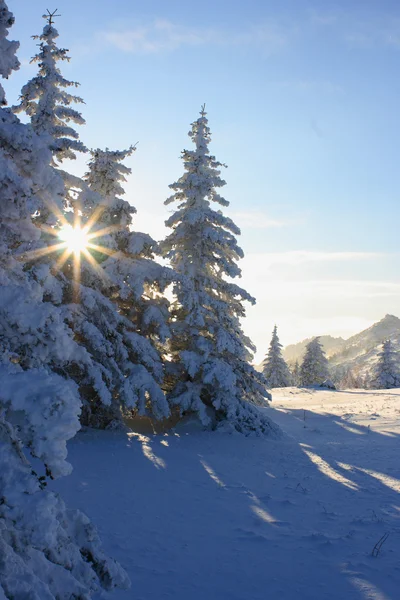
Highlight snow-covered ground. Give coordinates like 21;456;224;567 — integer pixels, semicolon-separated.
54;388;400;600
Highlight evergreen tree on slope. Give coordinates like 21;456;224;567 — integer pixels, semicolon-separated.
0;3;129;597
370;340;400;389
299;337;330;387
12;9;87;163
262;325;292;387
162;106;278;436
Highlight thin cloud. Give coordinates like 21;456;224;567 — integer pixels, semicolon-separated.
346;27;400;49
229;211;293;230
253;279;400;300
270;80;344;95
100;19;291;55
337;16;400;49
245;251;384;268
309;10;338;26
308;8;400;51
310;118;324;138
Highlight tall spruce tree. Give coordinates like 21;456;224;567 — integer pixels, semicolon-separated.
369;340;400;389
12;9;87;163
0;3;129;597
262;325;292;387
161;106;278;436
299;337;330;387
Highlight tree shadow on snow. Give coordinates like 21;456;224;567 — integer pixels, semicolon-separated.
263;402;400;599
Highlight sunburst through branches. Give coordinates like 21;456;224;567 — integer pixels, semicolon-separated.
21;202;120;301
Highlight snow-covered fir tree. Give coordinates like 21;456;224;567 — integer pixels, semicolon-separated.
0;0;18;105
12;10;171;427
0;3;129;597
369;340;400;389
299;337;331;387
77;145;173;425
13;9;87;163
262;325;292;387
161;106;278;436
18;144;172;429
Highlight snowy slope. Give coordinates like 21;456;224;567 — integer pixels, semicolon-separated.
54;389;400;600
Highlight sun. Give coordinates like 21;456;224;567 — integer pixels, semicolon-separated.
59;224;90;254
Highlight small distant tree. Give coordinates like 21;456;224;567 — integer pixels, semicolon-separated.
369;340;400;389
161;106;278;436
262;325;292;387
13;10;87;163
339;367;365;389
291;360;300;386
299;337;330;387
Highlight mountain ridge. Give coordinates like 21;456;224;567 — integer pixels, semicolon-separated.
283;334;346;364
278;315;400;384
282;314;400;364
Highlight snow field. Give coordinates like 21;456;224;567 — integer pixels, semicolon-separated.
55;388;400;600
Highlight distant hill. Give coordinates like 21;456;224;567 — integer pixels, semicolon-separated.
328;314;400;382
283;335;346;365
258;315;400;383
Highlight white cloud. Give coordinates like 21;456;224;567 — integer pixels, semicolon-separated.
101;19;290;55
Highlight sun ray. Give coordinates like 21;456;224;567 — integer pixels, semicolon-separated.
73;209;81;229
86;224;122;241
41;198;70;229
38;224;64;238
72;250;81;303
82;203;108;234
20;241;67;262
82;247;109;280
86;242;116;257
52;247;72;275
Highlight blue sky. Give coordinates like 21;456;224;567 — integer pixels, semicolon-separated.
7;0;400;359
